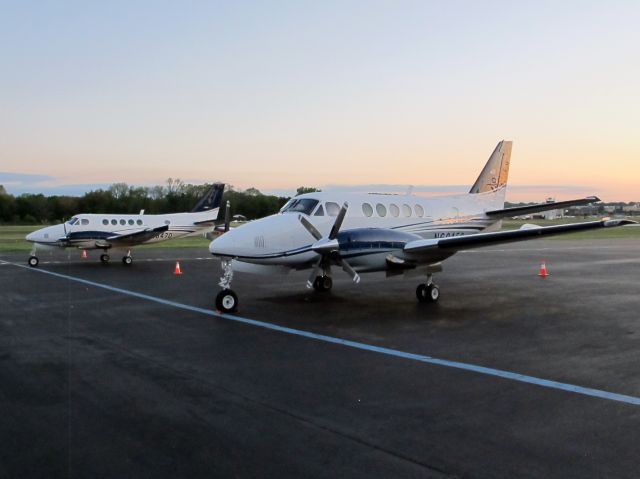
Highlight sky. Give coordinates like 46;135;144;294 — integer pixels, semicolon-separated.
1;1;638;201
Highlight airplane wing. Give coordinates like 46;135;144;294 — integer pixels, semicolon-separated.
403;219;635;255
485;196;600;219
104;225;170;245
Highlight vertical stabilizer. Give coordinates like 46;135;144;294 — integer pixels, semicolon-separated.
469;141;512;194
191;183;225;212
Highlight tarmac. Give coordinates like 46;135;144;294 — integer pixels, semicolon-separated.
1;238;639;478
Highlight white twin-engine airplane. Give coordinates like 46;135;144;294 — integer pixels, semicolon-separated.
26;183;226;267
209;141;634;312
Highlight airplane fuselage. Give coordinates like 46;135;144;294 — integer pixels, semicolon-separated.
210;188;505;273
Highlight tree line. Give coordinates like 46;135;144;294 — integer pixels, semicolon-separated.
0;180;319;224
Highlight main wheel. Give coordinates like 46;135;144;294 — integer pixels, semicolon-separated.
416;283;440;303
313;275;333;292
216;289;238;313
122;256;133;265
28;256;39;267
100;254;110;264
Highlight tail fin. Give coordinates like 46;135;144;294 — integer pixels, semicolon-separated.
469;141;512;194
191;183;225;212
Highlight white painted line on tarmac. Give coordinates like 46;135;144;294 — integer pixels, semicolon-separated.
460;245;637;253
1;257;215;265
4;259;640;407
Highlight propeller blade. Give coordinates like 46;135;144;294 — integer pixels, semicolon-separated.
328;202;349;240
298;215;323;241
341;259;361;283
224;201;231;232
306;258;323;288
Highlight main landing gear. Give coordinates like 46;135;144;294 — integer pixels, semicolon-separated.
101;250;133;265
215;259;238;313
312;275;333;292
416;274;440;304
122;250;132;265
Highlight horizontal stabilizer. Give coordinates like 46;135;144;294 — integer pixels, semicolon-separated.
485;196;600;219
404;219;636;255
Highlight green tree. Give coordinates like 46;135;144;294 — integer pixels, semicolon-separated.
296;186;321;196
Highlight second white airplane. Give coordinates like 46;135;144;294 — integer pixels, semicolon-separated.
26;183;225;267
209;141;634;312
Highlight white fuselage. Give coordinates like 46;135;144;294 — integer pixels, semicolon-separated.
210;188;505;269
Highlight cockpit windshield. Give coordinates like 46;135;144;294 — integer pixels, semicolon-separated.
67;217;79;225
280;198;319;215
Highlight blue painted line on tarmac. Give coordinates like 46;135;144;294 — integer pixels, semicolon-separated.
5;259;640;407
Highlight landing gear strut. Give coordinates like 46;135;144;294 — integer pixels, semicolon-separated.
215;259;238;313
416;274;440;303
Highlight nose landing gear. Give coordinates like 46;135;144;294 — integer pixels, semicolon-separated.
215;259;238;313
28;244;39;267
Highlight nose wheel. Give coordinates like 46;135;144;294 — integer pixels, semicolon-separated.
100;253;110;264
215;289;238;313
28;256;39;267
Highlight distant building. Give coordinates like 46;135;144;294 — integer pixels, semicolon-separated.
540;197;564;220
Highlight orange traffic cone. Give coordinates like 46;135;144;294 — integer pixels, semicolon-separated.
538;261;549;278
81;250;88;259
173;261;183;275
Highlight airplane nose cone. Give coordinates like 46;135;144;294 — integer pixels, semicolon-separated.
209;229;238;256
26;231;35;242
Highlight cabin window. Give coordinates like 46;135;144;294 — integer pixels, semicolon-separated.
402;204;412;217
389;204;400;217
362;203;373;217
120;219;126;225
136;219;143;225
128;219;134;225
102;219;108;225
376;203;387;217
313;205;325;216
415;204;424;217
280;198;319;215
111;219;117;225
81;219;89;225
164;220;170;225
325;202;340;217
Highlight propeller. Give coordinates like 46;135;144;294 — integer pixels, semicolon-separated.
223;200;231;233
298;202;360;288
